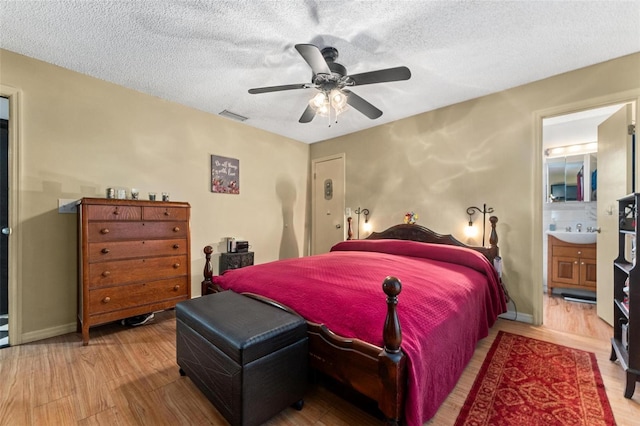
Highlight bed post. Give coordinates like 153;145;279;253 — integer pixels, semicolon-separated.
379;276;406;425
347;216;353;240
201;245;214;295
488;216;499;258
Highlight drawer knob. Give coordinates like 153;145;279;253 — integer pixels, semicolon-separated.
173;244;180;249
173;226;180;232
101;248;110;254
164;211;170;216
578;251;582;255
173;263;180;269
173;285;180;291
112;209;119;215
102;297;111;303
100;228;110;234
102;271;111;277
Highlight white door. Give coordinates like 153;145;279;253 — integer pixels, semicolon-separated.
312;154;345;255
597;104;634;325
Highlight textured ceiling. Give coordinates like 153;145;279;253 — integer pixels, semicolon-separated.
1;1;639;144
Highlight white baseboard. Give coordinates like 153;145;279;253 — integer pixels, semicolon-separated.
499;310;533;324
20;322;77;344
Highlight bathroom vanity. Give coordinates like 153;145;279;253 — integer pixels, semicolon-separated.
547;234;597;293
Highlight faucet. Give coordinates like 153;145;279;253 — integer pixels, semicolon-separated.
565;226;572;232
576;223;582;232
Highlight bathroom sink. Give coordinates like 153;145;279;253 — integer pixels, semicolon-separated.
546;230;597;244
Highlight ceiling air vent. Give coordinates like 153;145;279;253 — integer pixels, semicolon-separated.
219;110;248;122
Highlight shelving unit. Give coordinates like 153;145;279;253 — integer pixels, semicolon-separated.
611;193;640;398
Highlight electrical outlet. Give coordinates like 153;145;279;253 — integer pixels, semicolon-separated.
345;207;351;217
58;198;79;214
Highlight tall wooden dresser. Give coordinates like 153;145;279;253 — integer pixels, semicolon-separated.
77;197;191;345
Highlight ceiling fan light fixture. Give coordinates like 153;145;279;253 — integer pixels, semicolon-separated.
317;104;330;117
330;89;347;109
309;89;348;119
310;92;328;109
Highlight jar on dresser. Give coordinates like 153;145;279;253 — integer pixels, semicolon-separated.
77;197;191;345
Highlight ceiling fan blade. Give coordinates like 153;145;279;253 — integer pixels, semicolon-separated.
299;104;316;123
248;83;309;94
295;44;331;76
344;90;383;119
348;66;411;86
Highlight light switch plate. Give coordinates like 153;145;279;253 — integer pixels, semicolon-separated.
58;198;79;214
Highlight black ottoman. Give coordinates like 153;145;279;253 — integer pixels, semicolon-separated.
176;290;308;426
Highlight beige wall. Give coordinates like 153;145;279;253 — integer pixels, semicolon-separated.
0;49;310;342
311;52;640;323
3;47;639;342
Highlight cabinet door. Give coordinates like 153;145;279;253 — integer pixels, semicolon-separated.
581;258;597;288
551;256;580;285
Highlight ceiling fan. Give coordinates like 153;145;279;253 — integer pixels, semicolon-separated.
248;44;411;124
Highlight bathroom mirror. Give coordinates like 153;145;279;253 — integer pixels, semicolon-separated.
546;153;597;202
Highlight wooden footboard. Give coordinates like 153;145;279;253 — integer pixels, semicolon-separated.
201;247;407;423
305;277;406;423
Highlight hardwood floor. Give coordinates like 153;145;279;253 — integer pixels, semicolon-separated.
0;301;638;426
543;292;613;341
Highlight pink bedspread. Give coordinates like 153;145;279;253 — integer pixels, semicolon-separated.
212;239;506;425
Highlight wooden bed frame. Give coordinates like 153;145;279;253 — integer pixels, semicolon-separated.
201;217;499;425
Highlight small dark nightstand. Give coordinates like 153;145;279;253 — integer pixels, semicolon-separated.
219;251;254;274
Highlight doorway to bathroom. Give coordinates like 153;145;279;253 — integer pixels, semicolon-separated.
541;102;634;337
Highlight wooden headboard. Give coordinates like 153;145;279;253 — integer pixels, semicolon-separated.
365;216;499;263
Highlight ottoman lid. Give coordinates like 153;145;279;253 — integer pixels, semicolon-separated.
176;290;307;365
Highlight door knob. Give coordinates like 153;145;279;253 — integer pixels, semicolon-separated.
1;227;11;235
335;224;341;229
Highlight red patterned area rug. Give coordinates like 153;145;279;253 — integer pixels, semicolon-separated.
454;331;616;426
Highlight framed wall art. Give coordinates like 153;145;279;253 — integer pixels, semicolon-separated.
211;155;240;194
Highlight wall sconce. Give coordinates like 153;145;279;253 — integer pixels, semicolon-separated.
354;207;370;239
466;203;494;246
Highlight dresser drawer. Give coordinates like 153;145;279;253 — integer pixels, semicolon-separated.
88;238;187;262
143;206;188;221
553;246;596;259
87;205;142;221
88;255;187;288
89;277;188;315
87;221;187;242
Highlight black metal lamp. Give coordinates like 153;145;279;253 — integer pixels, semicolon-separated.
466;203;494;246
354;207;370;239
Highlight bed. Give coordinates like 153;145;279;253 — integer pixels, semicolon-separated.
201;218;506;426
